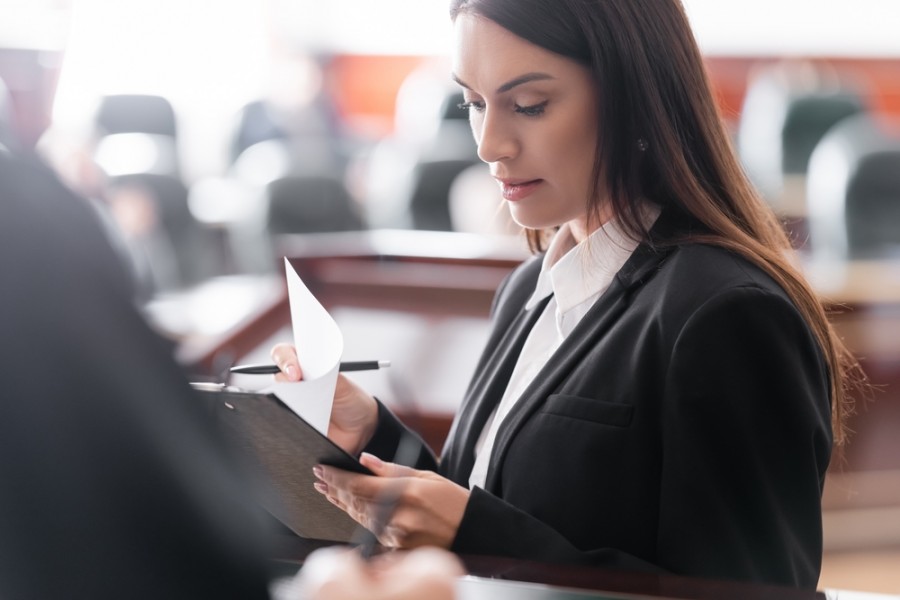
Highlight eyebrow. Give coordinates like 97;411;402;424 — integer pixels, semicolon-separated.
452;72;555;94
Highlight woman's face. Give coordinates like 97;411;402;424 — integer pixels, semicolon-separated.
452;13;605;239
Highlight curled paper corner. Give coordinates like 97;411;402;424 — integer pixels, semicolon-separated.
256;258;344;435
283;257;344;380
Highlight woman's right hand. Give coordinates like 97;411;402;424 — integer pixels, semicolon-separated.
270;343;379;456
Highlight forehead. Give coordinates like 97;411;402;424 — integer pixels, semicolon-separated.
451;14;581;90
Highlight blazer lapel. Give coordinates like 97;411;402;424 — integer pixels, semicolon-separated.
440;294;552;485
483;240;672;492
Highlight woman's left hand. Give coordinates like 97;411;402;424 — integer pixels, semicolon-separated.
313;453;470;549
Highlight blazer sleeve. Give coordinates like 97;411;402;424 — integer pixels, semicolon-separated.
452;488;665;573
360;399;438;470
658;285;832;587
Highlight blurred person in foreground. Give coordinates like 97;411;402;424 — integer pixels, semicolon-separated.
272;0;868;589
0;146;462;598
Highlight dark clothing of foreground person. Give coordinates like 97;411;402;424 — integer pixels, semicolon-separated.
0;149;272;599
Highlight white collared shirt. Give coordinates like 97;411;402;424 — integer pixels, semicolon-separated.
468;213;655;489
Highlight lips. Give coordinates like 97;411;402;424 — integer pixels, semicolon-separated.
496;178;543;202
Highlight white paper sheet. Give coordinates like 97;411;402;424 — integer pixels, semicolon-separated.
259;258;342;435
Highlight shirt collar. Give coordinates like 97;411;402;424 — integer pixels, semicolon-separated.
525;206;660;314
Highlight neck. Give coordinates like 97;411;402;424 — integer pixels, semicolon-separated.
569;206;615;244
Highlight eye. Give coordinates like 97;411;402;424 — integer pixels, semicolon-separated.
457;101;485;114
514;100;549;117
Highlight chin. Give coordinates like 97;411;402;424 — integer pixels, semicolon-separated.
509;212;563;232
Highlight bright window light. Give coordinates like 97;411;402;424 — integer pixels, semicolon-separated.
52;0;270;178
681;0;900;57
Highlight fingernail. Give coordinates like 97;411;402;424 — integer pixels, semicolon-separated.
313;482;328;494
312;465;323;479
286;365;299;380
360;452;383;468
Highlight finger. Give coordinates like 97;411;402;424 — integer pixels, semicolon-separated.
360;453;420;478
314;479;370;527
377;524;409;548
315;467;410;536
270;342;302;381
315;479;386;536
315;466;387;499
315;467;399;527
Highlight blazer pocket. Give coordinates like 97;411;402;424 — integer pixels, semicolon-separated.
540;394;634;427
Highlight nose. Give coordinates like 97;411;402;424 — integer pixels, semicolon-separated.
473;108;517;164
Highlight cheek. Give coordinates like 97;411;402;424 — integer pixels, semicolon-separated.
567;104;599;162
551;115;598;194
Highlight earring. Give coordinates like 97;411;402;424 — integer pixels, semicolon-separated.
636;138;648;152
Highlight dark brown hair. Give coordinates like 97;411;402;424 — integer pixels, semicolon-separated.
450;0;865;446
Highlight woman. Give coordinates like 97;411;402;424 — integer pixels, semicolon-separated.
273;0;864;588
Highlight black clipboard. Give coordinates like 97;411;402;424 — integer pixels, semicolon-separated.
196;388;372;543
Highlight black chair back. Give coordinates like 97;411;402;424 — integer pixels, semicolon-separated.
807;114;900;260
95;94;178;137
266;174;364;235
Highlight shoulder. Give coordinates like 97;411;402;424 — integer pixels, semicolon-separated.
1;152;100;251
0;152;132;296
652;243;790;301
636;243;809;337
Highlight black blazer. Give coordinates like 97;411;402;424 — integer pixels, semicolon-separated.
367;215;832;588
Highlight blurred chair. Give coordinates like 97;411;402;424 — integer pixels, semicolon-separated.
107;173;225;291
265;174;365;235
806;113;900;260
404;91;480;231
92;94;181;179
93;132;180;178
738;61;868;217
230;49;347;167
424;91;479;162
90;93;232;289
94;93;178;138
186;137;352;278
356;69;481;230
439;90;469;122
228;100;289;165
781;94;866;176
231;138;344;185
409;159;480;231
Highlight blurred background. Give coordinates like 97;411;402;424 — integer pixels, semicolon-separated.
3;0;900;594
5;0;900;293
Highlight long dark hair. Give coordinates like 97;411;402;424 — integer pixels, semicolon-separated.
449;0;865;446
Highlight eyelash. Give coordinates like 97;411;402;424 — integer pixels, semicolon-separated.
457;100;548;117
515;101;548;116
457;101;484;114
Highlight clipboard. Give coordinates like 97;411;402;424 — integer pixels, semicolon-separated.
197;388;372;543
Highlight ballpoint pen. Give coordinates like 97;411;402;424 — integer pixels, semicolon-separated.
229;360;391;375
